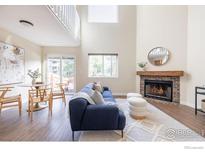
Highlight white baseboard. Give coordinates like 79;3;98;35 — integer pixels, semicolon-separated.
112;93;127;96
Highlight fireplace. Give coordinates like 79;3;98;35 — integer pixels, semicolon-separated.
144;79;173;102
137;71;184;103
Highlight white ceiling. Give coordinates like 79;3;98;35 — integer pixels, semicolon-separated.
0;6;80;46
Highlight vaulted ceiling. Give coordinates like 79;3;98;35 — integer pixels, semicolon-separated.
0;5;80;46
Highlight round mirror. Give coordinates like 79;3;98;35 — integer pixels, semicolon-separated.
148;47;170;66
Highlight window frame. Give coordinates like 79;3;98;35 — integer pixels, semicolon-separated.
46;56;77;93
88;53;119;78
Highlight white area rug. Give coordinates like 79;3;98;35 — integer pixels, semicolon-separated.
79;99;205;141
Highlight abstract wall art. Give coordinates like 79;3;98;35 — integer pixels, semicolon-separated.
0;41;25;85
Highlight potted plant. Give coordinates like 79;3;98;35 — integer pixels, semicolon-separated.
137;62;147;71
27;68;41;84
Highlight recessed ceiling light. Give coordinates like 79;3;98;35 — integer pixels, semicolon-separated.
19;20;34;27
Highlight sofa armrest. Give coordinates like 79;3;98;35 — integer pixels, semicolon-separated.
81;104;119;130
118;110;126;130
69;98;88;131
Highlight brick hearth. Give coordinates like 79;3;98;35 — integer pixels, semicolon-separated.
137;71;184;103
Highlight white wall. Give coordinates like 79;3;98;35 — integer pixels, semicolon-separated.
0;27;42;100
186;6;205;107
2;5;205;108
136;6;188;105
79;6;137;94
42;6;137;94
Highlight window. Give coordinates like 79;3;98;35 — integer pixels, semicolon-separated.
47;57;76;93
88;5;118;23
88;54;118;78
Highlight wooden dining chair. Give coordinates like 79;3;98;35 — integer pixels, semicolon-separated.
52;83;67;106
28;88;53;121
0;86;22;116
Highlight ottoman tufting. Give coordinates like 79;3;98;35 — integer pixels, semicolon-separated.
127;97;148;120
127;93;142;99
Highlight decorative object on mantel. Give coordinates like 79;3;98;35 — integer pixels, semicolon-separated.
137;62;147;71
148;47;170;66
27;68;41;84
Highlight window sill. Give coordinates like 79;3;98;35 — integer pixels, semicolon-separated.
88;76;118;79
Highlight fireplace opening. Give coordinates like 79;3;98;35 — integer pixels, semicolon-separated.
144;80;173;102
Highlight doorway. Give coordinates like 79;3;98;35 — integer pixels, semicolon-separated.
47;57;76;94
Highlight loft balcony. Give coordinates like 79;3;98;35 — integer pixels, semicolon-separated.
48;5;80;42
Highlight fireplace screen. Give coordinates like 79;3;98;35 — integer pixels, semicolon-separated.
144;80;173;102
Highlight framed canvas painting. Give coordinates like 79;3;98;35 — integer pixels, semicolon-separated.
0;41;25;85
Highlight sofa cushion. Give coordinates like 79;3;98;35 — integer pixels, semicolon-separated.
81;104;119;130
102;90;113;98
80;83;116;104
104;97;116;103
104;101;117;106
103;86;109;91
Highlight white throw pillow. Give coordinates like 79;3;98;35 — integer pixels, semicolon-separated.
87;89;95;97
70;92;96;105
93;82;103;92
90;90;105;104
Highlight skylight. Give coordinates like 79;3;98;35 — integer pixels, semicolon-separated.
88;5;119;23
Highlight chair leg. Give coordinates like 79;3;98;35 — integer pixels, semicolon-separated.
121;130;123;138
72;131;74;141
30;103;33;121
63;95;66;106
28;98;30;116
49;100;53;116
18;95;22;116
0;102;2;115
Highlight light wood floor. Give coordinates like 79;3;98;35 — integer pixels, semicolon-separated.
0;98;80;141
0;97;205;141
148;100;205;137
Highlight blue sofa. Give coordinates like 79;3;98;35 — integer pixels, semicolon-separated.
69;83;126;141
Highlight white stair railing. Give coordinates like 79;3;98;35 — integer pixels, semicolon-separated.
48;5;80;41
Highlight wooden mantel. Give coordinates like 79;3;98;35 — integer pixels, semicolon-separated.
136;71;184;77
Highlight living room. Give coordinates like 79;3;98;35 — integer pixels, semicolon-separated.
0;1;205;153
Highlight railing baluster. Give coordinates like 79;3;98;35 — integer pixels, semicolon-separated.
47;5;80;40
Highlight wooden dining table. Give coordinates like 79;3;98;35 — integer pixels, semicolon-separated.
18;83;50;112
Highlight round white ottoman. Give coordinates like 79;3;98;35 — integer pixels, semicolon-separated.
127;97;148;120
127;93;142;99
